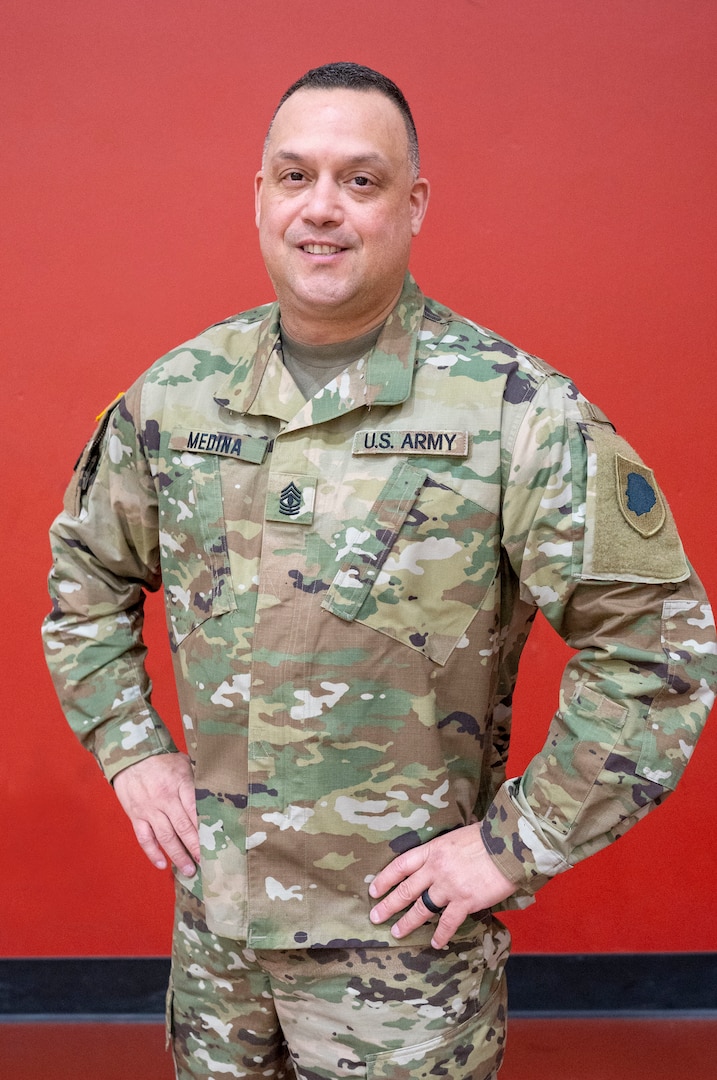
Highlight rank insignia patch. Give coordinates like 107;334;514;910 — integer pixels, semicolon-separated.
616;454;666;537
265;472;316;525
279;482;302;517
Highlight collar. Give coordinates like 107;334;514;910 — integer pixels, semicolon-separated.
214;274;427;420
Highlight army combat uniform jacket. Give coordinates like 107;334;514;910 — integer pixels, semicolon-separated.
43;275;716;948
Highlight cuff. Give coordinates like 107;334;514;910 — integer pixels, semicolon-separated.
481;778;568;897
90;709;179;782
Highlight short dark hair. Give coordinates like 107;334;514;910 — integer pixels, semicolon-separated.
265;61;420;176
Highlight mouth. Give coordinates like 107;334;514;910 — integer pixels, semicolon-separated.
300;243;346;255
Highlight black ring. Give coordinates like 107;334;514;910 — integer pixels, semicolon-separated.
421;888;445;915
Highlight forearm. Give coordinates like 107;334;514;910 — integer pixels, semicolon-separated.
482;573;716;891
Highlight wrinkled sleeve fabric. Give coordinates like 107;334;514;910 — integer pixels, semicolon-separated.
481;373;716;893
42;380;178;781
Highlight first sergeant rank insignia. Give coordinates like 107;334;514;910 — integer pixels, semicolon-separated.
279;482;302;517
265;473;316;525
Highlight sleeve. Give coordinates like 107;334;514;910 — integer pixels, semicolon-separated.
480;376;717;894
41;380;179;781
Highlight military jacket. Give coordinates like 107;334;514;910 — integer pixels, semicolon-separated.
43;275;716;948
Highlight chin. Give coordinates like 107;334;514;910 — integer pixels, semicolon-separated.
291;284;357;312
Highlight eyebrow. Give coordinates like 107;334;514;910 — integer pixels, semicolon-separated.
272;150;390;169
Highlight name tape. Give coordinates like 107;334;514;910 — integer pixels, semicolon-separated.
168;430;271;464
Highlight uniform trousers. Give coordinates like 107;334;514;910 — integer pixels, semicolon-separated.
166;880;510;1080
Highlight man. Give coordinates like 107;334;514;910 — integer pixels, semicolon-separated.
43;62;715;1080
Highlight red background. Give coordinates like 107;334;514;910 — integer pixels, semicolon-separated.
2;0;715;957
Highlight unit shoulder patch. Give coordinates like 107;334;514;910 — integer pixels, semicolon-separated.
578;420;688;583
64;398;124;517
615;454;665;537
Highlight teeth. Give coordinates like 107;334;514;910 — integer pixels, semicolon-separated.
303;244;342;254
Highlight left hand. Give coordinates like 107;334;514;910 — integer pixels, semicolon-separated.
368;822;517;949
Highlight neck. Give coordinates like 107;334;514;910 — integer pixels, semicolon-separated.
277;287;402;346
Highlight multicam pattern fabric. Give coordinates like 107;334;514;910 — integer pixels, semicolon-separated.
43;273;716;947
168;879;509;1080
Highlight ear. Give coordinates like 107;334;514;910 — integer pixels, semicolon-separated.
409;177;430;237
254;171;264;228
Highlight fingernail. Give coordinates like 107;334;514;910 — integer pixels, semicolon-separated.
391;925;403;939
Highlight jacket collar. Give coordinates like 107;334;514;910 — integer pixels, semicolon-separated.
215;274;426;422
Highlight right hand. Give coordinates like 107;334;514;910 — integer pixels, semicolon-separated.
112;753;199;876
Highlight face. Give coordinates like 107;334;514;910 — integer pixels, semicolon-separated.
255;88;429;343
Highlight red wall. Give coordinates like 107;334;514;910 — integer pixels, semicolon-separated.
3;0;715;957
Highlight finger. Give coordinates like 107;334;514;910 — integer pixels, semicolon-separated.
135;812;197;876
387;889;451;941
392;896;468;947
179;779;199;829
369;846;427;900
430;907;468;950
153;812;198;876
174;794;201;861
132;816;170;870
369;873;428;926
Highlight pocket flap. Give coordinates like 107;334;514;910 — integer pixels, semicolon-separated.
322;461;427;621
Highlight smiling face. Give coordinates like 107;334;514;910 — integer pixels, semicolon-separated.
255;88;429;344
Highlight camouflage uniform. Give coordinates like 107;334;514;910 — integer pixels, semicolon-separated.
43;273;715;1074
167;877;510;1079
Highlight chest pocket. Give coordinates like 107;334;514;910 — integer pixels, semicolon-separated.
321;461;499;665
159;452;235;648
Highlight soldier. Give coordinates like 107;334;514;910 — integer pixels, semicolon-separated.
43;62;716;1080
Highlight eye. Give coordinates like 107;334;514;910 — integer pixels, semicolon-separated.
351;175;372;188
282;170;306;184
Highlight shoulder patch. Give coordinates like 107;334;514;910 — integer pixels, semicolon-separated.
615;455;665;537
64;399;123;518
578;421;688;583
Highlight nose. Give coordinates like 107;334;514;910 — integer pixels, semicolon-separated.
301;174;344;228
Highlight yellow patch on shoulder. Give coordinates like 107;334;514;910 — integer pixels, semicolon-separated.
95;392;124;422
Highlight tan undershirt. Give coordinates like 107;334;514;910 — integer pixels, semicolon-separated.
280;323;384;400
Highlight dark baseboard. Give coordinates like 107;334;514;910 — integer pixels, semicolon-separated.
1;953;716;1019
505;953;717;1015
0;957;169;1019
